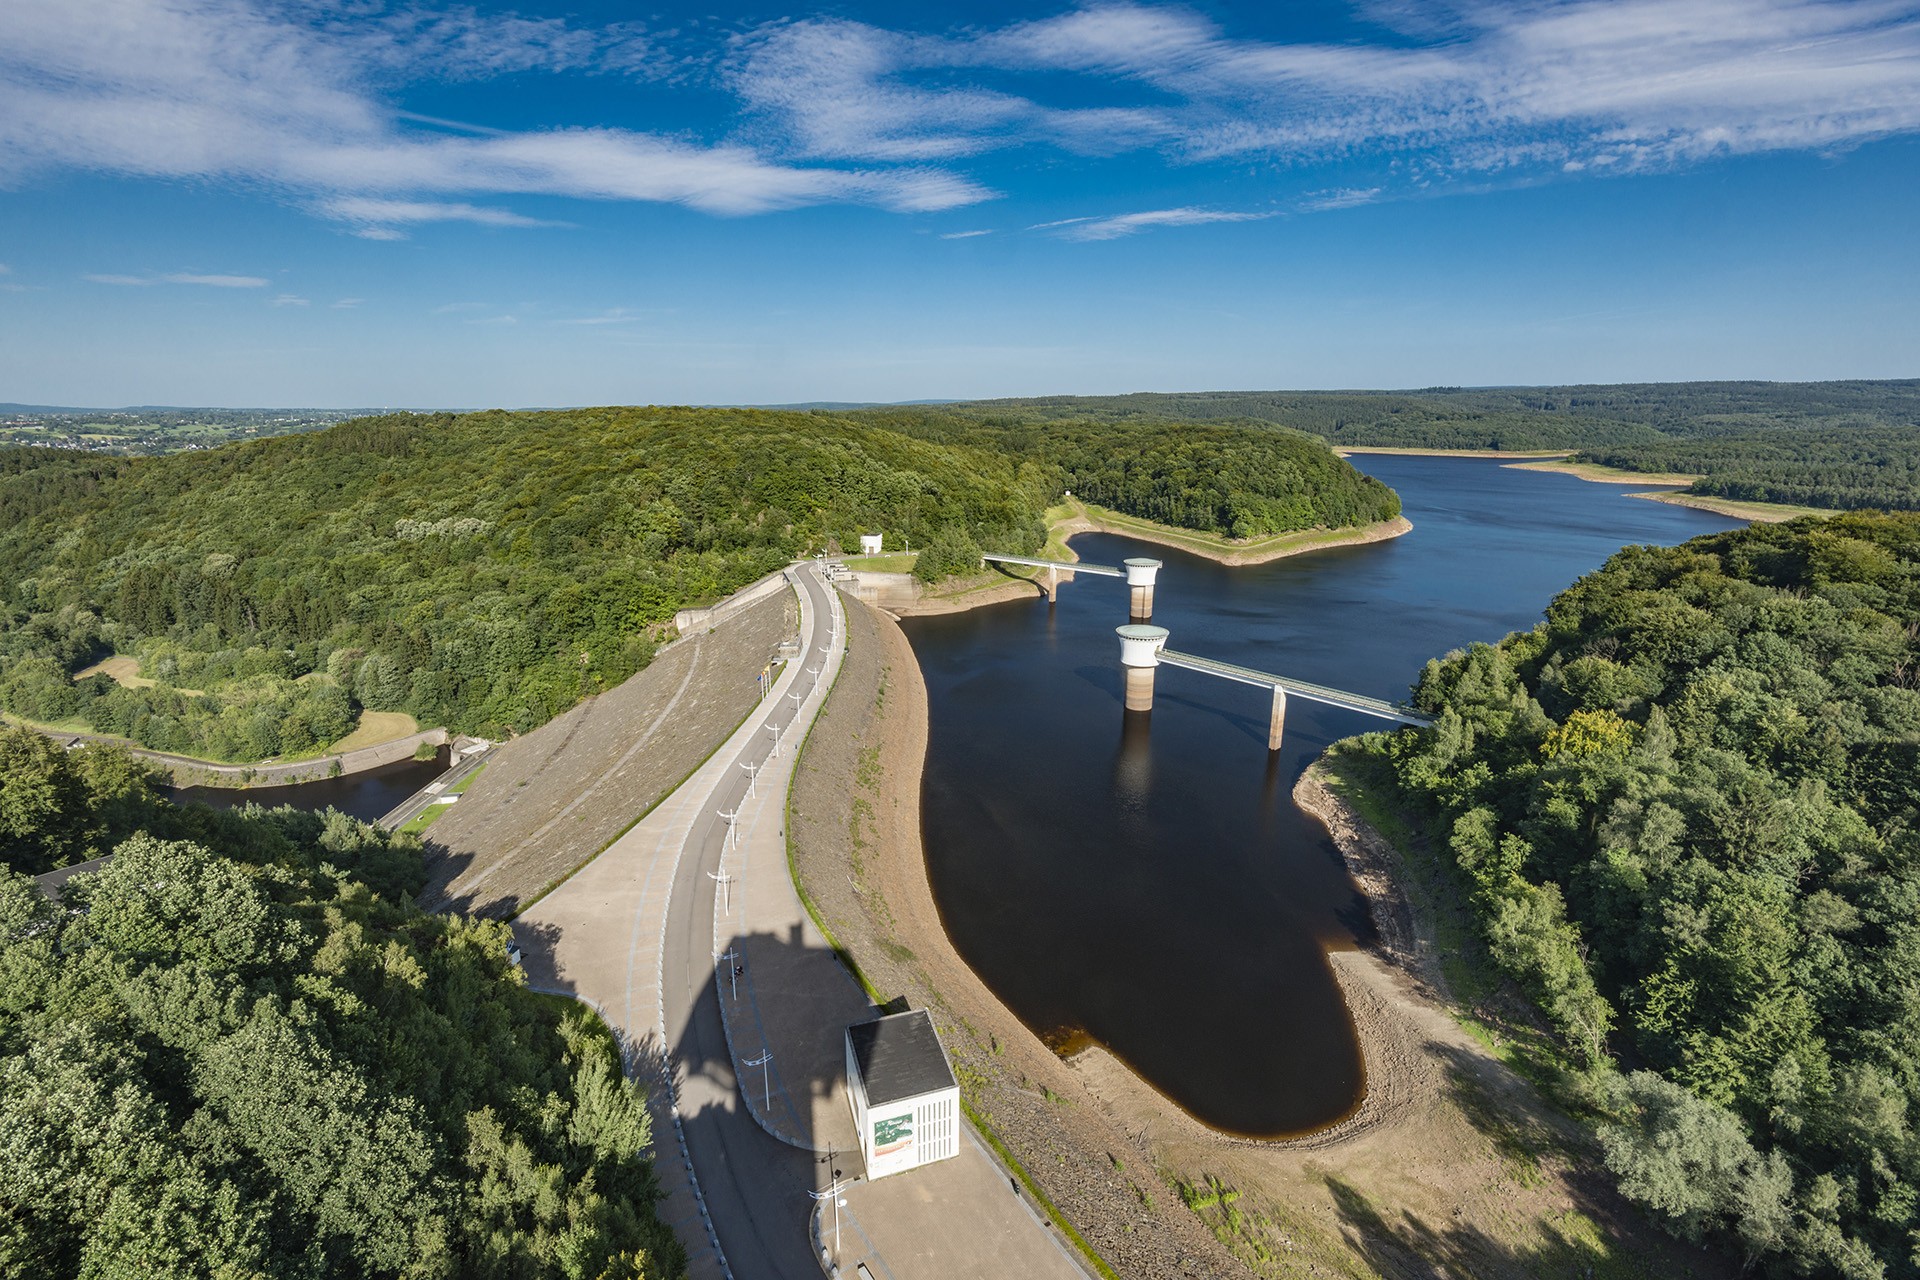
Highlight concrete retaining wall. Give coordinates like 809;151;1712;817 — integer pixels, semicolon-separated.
674;568;795;634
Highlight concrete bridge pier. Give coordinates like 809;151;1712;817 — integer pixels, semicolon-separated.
1268;685;1288;751
1117;624;1169;711
1125;558;1162;619
1046;564;1058;603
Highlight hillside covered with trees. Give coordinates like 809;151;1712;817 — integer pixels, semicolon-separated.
951;381;1920;511
1355;512;1920;1278
0;405;1395;761
0;728;681;1278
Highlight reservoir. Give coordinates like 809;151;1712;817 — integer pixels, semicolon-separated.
167;747;450;824
900;455;1745;1136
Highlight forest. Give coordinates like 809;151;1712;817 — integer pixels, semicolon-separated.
0;727;682;1278
0;405;1395;761
1357;512;1920;1278
949;380;1920;511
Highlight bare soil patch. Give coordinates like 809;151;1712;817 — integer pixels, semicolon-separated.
790;597;1731;1280
421;590;796;917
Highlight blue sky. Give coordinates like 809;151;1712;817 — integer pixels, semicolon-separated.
2;0;1919;407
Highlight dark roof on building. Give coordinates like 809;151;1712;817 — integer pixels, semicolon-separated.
846;1009;955;1106
32;855;112;905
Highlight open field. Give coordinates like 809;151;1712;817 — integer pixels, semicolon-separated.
73;655;154;688
326;710;419;753
841;551;918;573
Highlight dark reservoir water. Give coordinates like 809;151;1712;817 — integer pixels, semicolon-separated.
901;456;1746;1137
167;748;449;824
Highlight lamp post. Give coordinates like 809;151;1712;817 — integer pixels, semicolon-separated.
717;947;739;1000
716;808;739;850
744;1050;773;1112
808;1144;847;1266
741;760;759;797
708;869;733;915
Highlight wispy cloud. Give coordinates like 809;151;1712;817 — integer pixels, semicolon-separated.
558;308;644;325
735;1;1920;193
84;271;270;287
939;229;993;239
1051;208;1275;241
331;297;364;309
272;293;309;306
320;197;569;234
1300;187;1384;212
10;0;1920;237
0;0;989;233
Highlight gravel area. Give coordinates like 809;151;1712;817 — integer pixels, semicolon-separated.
422;590;797;917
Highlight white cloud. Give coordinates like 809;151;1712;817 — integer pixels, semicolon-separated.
84;270;266;286
734;1;1920;189
940;229;993;239
558;308;643;325
165;272;268;287
320;196;568;233
0;0;989;233
272;293;309;306
1050;207;1275;241
331;297;363;308
0;263;10;274
1300;187;1383;212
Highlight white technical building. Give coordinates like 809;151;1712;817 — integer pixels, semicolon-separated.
845;1009;959;1179
859;533;883;555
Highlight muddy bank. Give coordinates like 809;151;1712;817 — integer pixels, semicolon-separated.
790;592;1728;1278
1063;510;1414;568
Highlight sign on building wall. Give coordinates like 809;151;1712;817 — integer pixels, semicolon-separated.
868;1107;918;1179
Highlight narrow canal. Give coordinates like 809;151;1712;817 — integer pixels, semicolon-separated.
901;455;1745;1136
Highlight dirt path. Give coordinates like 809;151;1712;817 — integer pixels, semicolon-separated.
422;590;796;918
790;595;1728;1280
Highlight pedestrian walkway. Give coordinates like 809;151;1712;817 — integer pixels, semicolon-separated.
814;1128;1093;1280
515;561;1096;1280
710;571;873;1157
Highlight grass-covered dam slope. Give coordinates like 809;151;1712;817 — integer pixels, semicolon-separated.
0;405;1396;763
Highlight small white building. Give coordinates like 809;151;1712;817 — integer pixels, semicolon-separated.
859;533;883;556
845;1009;959;1179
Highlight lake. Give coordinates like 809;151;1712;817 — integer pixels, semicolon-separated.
900;456;1745;1136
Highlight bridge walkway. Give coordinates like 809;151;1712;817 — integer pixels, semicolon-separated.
1156;648;1432;726
981;553;1124;578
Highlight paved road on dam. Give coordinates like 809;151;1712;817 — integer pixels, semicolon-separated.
519;562;843;1278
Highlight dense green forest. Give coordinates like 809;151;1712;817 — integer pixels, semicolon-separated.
0;404;1393;760
0;728;681;1277
859;408;1401;538
949;381;1920;511
1355;512;1920;1277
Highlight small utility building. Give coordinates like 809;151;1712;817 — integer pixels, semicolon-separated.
860;533;883;555
845;1010;959;1179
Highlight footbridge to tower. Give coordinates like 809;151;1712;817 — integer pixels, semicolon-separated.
1118;624;1431;751
981;552;1163;615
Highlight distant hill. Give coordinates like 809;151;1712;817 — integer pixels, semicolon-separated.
0;404;1393;756
940;380;1920;510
